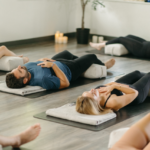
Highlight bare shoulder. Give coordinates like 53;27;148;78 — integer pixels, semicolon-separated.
105;94;119;110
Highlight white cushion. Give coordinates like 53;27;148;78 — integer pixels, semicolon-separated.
82;64;107;79
0;81;46;96
108;128;129;149
46;103;116;125
105;44;129;56
0;56;24;71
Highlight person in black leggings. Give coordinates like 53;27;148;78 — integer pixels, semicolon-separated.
51;50;115;81
6;50;115;89
76;70;150;115
90;35;150;58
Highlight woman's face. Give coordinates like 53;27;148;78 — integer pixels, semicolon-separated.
82;89;100;103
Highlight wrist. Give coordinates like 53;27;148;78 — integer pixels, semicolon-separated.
51;63;55;68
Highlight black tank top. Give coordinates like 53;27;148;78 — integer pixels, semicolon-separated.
95;85;123;108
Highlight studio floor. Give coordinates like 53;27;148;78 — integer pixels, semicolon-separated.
0;39;150;150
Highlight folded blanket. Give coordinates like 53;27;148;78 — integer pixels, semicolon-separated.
0;82;46;96
46;103;116;125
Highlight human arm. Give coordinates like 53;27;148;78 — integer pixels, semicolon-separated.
37;61;70;89
99;84;138;111
37;58;56;62
105;82;129;88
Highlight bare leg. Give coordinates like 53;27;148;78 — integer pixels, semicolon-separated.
111;113;150;150
0;123;41;148
0;46;29;64
89;42;106;51
104;58;115;69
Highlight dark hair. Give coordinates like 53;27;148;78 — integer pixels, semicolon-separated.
6;72;25;88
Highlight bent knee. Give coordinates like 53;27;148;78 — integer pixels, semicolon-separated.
0;45;6;49
134;70;141;74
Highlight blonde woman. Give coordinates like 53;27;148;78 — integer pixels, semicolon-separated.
76;70;150;115
110;113;150;150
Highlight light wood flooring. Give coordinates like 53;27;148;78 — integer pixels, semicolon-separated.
0;39;150;150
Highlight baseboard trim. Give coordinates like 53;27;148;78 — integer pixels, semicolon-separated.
0;32;115;47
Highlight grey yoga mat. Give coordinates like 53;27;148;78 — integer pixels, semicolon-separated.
34;98;150;132
23;71;124;98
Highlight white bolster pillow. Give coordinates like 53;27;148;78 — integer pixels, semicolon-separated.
0;56;24;71
108;128;129;149
105;44;129;56
82;64;107;79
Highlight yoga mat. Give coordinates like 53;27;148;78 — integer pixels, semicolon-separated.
24;71;124;98
86;48;150;61
3;147;29;150
34;97;150;132
0;71;8;76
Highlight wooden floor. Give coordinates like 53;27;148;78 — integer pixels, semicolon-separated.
0;39;150;150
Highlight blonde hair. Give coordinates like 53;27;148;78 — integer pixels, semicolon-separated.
76;96;112;115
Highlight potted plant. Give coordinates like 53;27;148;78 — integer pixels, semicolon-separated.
77;0;105;44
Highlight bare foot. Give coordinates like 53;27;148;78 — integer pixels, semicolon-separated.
89;42;105;51
23;57;29;64
13;123;41;147
105;58;115;69
18;55;23;57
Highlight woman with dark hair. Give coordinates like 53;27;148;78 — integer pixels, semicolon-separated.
76;70;150;115
90;35;150;58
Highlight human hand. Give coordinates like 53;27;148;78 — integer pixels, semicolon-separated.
37;58;56;62
98;86;114;95
37;61;54;68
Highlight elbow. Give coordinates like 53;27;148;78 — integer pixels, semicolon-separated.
134;90;138;98
66;82;70;88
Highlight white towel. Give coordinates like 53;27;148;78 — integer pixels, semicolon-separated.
0;82;46;96
46;103;116;126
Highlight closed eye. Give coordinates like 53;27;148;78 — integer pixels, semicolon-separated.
18;69;22;73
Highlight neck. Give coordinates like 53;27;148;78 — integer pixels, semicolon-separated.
27;72;31;83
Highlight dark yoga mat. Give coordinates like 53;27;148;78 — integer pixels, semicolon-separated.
3;147;29;150
0;70;8;76
86;48;150;61
24;71;124;98
34;98;150;132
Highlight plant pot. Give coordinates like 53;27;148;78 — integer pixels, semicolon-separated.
76;28;90;44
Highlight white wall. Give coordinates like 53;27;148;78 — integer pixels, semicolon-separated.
1;0;150;42
89;0;150;40
0;0;76;43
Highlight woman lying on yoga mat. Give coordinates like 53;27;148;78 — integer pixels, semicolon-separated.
0;45;29;63
0;123;41;148
76;70;150;114
90;35;150;58
110;113;150;150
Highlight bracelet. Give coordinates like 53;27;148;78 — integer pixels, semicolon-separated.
51;63;55;68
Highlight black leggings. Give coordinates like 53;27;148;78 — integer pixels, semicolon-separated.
51;50;105;81
106;35;150;58
115;70;150;105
